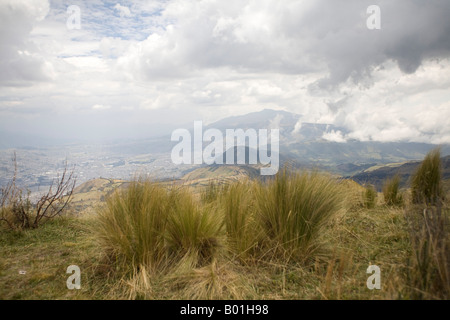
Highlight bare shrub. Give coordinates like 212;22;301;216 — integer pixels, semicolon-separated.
0;153;76;230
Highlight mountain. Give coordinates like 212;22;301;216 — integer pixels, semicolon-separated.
82;112;450;175
209;109;300;131
218;145;285;167
208;109;347;143
284;140;446;168
204;109;450;175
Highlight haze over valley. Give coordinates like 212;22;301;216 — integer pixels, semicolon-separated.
1;109;449;195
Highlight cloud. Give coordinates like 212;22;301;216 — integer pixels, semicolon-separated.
92;104;111;110
311;0;450;88
0;0;51;86
319;60;450;144
322;130;347;143
1;0;450;145
292;121;302;134
114;3;132;18
269;114;283;130
115;0;450;86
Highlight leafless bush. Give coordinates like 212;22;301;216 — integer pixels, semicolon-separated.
0;152;76;230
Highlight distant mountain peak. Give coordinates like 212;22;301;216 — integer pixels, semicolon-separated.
207;108;301;130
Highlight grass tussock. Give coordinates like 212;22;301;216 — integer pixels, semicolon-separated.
201;180;224;204
94;169;344;298
163;260;254;299
363;185;377;209
221;180;261;262
166;188;223;267
95;179;227;299
96;180;170;274
405;204;450;299
218;170;343;264
383;174;404;207
96;180;224;272
339;179;366;212
404;148;450;299
411;147;444;205
254;169;343;263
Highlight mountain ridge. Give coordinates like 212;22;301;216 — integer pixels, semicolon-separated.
350;155;450;190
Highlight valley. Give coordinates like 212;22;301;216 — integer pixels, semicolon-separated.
1;109;449;196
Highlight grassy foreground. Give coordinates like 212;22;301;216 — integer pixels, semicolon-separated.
0;169;448;300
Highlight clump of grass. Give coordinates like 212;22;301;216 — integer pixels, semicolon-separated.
163;260;254;299
254;169;343;263
338;179;366;212
121;265;154;300
383;174;404;207
166;187;223;267
96;180;170;274
405;204;450;299
201;180;223;204
404;148;449;299
96;179;225;298
411;148;444;205
221;180;261;262
363;185;377;209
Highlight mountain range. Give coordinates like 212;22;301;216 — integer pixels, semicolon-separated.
2;109;450;190
179;109;450;176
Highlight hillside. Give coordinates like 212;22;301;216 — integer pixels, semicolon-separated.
70;178;129;214
350;155;450;190
181;165;260;182
69;164;260;209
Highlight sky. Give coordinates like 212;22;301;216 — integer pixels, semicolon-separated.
0;0;450;146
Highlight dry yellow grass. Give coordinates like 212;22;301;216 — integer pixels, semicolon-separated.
1;168;448;300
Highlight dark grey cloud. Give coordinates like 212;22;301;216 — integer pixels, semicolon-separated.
123;0;450;86
288;0;450;87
